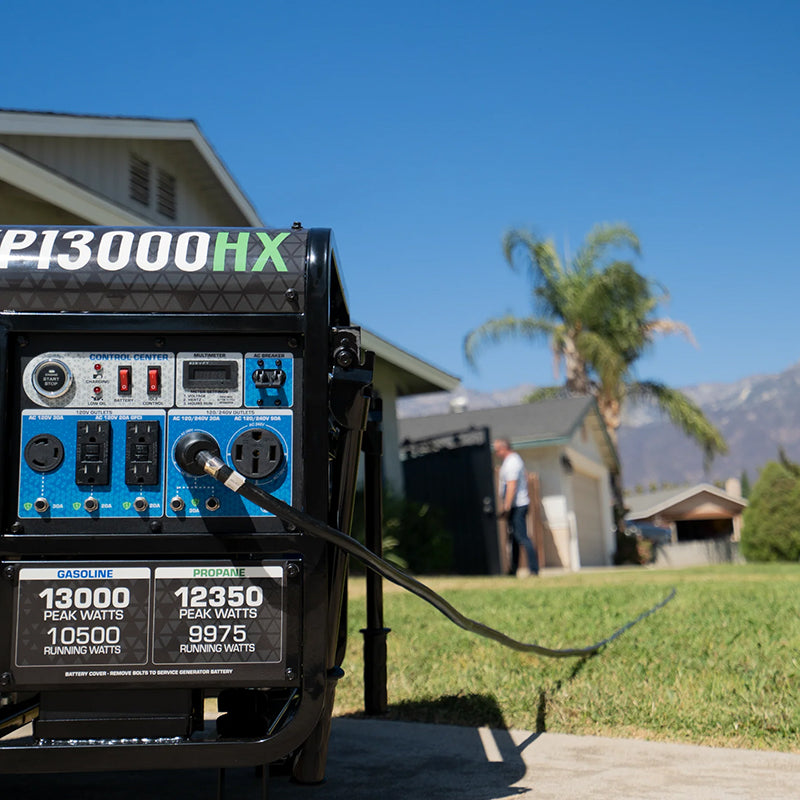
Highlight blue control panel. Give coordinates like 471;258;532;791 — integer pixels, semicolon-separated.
165;411;292;518
19;410;165;519
18;350;295;520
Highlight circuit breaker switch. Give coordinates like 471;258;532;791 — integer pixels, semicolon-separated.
252;368;286;389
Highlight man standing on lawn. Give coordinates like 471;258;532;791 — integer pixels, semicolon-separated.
493;437;539;577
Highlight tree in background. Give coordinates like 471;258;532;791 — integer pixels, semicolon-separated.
740;469;751;499
464;223;727;530
741;459;800;561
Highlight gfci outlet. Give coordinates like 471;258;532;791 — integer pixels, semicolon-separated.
75;421;111;485
125;420;161;486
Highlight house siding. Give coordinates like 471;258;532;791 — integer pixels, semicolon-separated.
0;135;242;226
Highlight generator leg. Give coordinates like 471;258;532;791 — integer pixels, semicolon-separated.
217;765;269;800
360;399;390;715
290;666;343;784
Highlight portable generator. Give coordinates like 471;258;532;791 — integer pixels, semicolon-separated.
0;225;371;784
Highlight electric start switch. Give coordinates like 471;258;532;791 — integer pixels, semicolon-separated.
33;359;73;398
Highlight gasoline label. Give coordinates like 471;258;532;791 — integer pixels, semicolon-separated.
14;567;150;668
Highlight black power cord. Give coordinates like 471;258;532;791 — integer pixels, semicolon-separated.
190;447;675;659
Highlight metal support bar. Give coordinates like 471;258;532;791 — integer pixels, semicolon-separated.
360;398;389;715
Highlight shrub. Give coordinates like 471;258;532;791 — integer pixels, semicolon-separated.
350;489;453;574
741;461;800;562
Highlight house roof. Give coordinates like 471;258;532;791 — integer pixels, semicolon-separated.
398;395;619;469
625;483;747;521
0;109;262;225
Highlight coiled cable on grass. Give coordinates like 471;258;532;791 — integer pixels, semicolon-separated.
197;451;676;658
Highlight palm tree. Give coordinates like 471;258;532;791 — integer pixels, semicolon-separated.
464;223;727;515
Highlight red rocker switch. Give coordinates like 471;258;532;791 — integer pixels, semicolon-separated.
118;366;132;394
147;366;161;395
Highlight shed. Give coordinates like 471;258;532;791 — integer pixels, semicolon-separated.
625;483;748;566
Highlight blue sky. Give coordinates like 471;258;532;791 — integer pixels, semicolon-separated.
3;1;799;392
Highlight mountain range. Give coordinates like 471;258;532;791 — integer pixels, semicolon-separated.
397;360;800;489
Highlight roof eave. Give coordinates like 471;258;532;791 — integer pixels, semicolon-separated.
0;111;262;226
361;328;460;396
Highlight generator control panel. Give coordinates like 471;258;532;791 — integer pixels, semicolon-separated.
18;349;296;522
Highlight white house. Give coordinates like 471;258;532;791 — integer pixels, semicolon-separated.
398;396;619;570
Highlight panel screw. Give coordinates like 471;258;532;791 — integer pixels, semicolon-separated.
10;522;24;535
291;221;303;230
334;347;355;368
285;288;298;303
285;667;296;680
0;672;11;686
3;565;15;581
287;563;300;578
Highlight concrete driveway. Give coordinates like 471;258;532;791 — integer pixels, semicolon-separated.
4;718;800;799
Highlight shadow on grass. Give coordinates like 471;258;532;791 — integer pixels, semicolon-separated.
341;654;595;734
536;655;595;733
343;692;507;728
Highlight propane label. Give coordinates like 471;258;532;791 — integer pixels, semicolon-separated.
151;566;284;664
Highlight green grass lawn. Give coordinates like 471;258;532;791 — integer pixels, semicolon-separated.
333;564;800;752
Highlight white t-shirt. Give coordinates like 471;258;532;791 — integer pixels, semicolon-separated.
499;451;529;507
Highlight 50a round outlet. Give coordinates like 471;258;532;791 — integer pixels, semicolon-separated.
24;434;65;473
231;428;284;479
